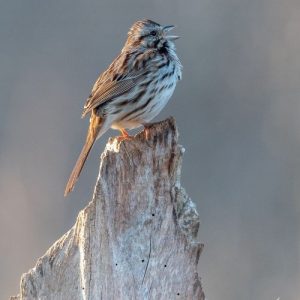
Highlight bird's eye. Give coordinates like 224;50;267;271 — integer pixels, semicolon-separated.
150;31;157;36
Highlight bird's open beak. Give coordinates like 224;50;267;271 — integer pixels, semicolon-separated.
163;25;180;41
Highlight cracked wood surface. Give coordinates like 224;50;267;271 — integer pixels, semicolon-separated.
12;118;205;300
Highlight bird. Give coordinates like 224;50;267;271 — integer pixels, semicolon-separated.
64;19;182;196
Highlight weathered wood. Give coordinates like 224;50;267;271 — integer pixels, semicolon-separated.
12;118;205;300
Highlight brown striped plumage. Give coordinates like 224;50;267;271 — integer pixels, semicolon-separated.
64;19;182;196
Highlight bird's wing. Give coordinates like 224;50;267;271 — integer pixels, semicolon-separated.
81;73;143;118
81;51;157;118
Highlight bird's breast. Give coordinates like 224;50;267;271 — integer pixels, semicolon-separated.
109;51;181;131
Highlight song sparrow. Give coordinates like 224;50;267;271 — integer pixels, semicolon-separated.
64;19;182;196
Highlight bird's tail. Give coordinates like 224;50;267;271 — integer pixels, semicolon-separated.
64;114;103;197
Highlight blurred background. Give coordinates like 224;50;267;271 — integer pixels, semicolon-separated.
1;0;299;299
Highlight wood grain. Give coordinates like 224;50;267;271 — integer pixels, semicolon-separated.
12;118;204;300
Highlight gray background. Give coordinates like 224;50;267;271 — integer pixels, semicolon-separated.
1;0;299;299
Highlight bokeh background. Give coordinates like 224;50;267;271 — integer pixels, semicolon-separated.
1;0;299;299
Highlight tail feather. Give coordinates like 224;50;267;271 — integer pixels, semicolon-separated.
64;115;103;197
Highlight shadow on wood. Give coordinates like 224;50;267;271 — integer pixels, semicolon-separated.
12;117;205;300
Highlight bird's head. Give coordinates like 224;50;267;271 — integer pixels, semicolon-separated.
125;19;179;51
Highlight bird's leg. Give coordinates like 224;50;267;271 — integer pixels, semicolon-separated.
116;128;133;142
142;122;154;140
120;128;130;138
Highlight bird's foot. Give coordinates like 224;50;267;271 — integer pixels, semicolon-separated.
116;135;134;142
143;123;154;140
116;129;134;142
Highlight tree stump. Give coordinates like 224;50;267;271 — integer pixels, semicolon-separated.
12;118;205;300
